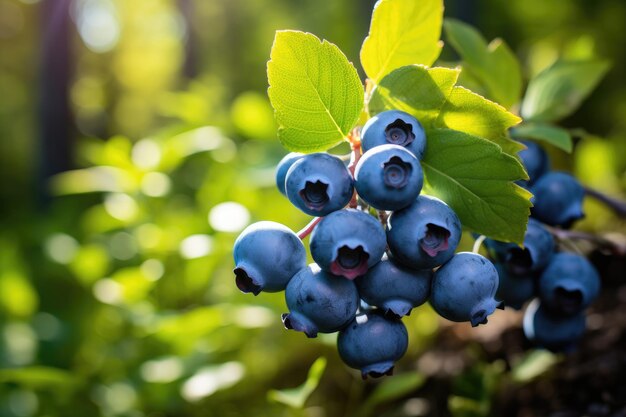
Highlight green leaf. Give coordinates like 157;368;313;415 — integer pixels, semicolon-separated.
510;122;573;153
448;396;489;417
0;271;38;318
521;60;610;122
358;373;426;417
366;66;530;242
444;18;522;109
50;167;134;195
0;367;77;391
368;65;460;126
369;67;523;157
422;129;532;243
435;86;524;157
360;0;443;83
511;350;559;383
267;31;364;152
268;357;327;409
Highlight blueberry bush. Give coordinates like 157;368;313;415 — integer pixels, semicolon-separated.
0;0;625;416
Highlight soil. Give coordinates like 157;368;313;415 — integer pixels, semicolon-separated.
414;249;626;417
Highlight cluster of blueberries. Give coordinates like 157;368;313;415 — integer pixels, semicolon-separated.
489;141;601;352
233;110;502;379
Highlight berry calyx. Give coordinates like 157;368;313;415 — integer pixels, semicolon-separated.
310;209;386;280
233;221;307;295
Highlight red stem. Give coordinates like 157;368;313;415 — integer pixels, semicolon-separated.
297;217;322;240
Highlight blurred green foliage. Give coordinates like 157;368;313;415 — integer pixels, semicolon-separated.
0;0;624;416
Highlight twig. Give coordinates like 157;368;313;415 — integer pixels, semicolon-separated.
584;186;626;218
546;226;626;257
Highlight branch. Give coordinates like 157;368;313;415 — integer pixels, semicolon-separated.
546;226;626;257
584;186;626;218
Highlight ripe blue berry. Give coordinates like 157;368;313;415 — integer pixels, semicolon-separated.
337;310;408;379
310;209;386;280
356;256;431;318
495;263;536;310
285;153;354;216
485;218;555;275
233;221;306;295
275;152;304;195
354;144;424;211
430;252;502;326
387;195;461;270
361;110;427;160
538;252;600;316
282;264;359;338
523;299;586;352
530;172;585;228
517;140;550;186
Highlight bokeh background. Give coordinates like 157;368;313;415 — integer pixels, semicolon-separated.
0;0;625;416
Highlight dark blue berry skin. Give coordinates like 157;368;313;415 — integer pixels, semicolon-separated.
285;153;354;216
523;299;586;353
539;252;600;316
495;263;536;310
275;152;304;195
282;264;359;338
430;252;503;326
354;144;424;211
233;221;306;295
361;110;427;160
517;140;550;186
387;195;462;270
485;219;555;276
337;310;408;379
530;172;585;228
310;209;386;280
356;256;431;318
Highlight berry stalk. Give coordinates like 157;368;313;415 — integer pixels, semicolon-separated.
347;129;362;209
472;235;487;254
297;216;322;240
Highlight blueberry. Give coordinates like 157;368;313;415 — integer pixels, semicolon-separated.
233;221;306;295
282;264;359;338
361;110;427;160
275;152;304;195
430;252;502;326
356;255;431;318
517;140;550;186
285;153;354;216
530;172;585;228
538;252;600;316
310;209;386;280
495;263;536;310
387;195;462;269
523;299;586;353
337;310;408;379
354;144;424;211
485;218;555;275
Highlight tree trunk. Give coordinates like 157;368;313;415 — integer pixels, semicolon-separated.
37;0;74;205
